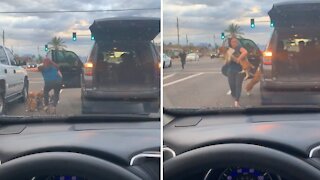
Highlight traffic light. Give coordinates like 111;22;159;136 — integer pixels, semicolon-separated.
91;34;95;40
270;20;275;27
45;44;48;52
72;32;77;41
250;18;255;28
221;32;225;40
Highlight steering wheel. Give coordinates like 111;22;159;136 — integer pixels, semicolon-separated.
164;143;320;180
0;152;141;180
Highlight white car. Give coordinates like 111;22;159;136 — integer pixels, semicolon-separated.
163;54;172;68
0;46;28;114
186;53;200;61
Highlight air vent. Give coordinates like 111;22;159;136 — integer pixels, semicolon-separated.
130;151;160;166
163;146;176;161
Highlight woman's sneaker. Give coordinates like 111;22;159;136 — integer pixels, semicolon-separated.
227;90;232;95
43;106;49;112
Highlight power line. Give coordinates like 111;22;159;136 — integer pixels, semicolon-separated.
0;8;160;14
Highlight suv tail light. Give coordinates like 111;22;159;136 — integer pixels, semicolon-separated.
84;62;93;76
263;51;272;65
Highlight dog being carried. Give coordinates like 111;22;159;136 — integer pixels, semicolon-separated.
224;47;255;80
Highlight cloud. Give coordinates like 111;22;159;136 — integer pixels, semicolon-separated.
0;0;160;56
163;0;289;46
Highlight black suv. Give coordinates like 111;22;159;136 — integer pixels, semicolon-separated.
261;1;320;104
81;17;160;114
47;50;83;88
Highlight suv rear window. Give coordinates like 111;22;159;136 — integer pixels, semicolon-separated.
94;41;156;86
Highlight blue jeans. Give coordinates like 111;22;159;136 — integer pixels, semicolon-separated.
44;80;62;107
228;72;245;101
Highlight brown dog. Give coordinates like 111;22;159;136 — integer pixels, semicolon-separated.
222;47;255;80
245;67;261;93
26;90;44;112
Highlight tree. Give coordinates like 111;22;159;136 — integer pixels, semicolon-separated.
225;23;244;38
48;36;67;51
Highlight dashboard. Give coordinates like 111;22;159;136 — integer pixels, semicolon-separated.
163;112;320;180
0;119;160;180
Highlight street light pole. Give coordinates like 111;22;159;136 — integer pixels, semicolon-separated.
2;30;4;46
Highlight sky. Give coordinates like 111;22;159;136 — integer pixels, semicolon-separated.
0;0;160;57
163;0;298;49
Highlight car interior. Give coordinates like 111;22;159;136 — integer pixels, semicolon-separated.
163;108;320;180
0;116;160;180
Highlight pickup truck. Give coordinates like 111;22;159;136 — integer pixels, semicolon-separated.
0;46;28;114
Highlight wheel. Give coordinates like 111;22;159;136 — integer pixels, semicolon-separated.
0;152;141;180
143;100;160;113
19;79;28;103
260;84;272;105
81;96;92;114
0;94;6;115
169;61;172;67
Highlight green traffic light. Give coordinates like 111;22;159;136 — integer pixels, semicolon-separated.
72;32;77;41
45;45;48;52
270;20;274;27
221;32;225;40
91;34;95;40
250;18;255;28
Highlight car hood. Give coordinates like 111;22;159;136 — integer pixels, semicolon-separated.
89;17;160;41
269;1;320;27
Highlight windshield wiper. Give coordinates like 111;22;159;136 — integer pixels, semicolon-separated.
0;113;160;125
164;105;320;117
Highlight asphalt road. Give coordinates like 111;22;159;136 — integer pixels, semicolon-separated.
7;71;81;116
163;56;262;109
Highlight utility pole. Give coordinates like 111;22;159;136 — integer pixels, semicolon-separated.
186;34;188;46
177;17;180;45
2;30;4;46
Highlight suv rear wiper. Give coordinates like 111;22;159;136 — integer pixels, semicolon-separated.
0;113;160;125
164;105;320;117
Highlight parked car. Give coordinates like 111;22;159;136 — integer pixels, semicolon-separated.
186;53;200;61
163;54;172;68
81;17;160;114
47;50;83;88
261;1;320;104
27;63;37;68
210;52;219;59
0;46;28;114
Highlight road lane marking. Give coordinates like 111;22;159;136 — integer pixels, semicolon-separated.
164;73;204;87
30;81;43;84
163;73;176;80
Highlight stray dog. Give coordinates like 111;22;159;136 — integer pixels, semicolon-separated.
26;90;43;112
224;47;255;80
245;67;261;94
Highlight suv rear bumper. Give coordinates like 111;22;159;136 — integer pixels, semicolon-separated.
82;89;160;100
261;79;320;91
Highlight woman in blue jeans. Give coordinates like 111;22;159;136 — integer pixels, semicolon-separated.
227;37;248;107
38;57;62;113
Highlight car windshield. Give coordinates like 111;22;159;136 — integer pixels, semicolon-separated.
0;0;160;118
163;0;320;111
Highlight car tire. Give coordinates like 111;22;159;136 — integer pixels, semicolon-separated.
169;61;172;67
19;79;28;103
81;96;92;114
143;101;159;113
260;85;272;105
0;94;6;115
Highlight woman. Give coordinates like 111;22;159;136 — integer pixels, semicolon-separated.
226;37;248;107
38;57;62;113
